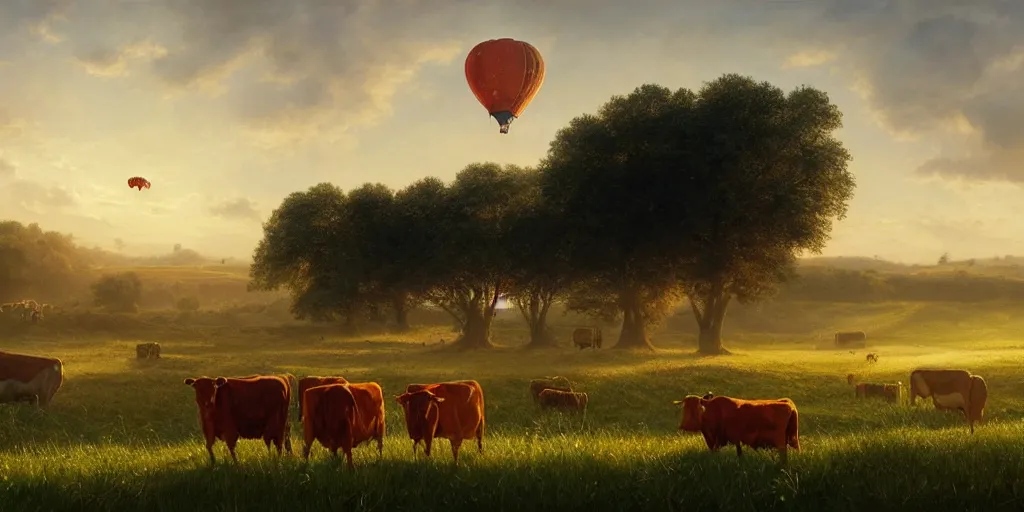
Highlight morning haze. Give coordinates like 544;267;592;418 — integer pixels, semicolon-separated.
2;1;1024;510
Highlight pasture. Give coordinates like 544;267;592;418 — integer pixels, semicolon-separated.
3;299;1024;511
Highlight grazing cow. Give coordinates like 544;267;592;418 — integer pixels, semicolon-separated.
136;342;161;360
673;394;800;463
396;380;485;463
183;375;293;463
909;369;988;434
866;353;879;363
298;376;349;420
834;331;867;347
0;351;64;406
529;376;573;403
301;382;386;469
572;327;602;350
855;382;903;403
538;388;588;413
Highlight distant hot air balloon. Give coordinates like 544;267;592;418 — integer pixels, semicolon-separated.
128;176;151;191
464;38;546;134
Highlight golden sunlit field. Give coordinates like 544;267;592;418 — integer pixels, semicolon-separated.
4;267;1024;511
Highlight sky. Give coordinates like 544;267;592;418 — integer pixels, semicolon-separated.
0;0;1022;265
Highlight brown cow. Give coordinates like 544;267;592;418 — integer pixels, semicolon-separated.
909;369;988;433
572;327;602;349
866;353;879;363
396;380;485;463
529;376;572;403
298;376;349;420
0;351;64;406
673;393;800;463
136;342;161;360
183;375;293;463
538;388;588;413
855;382;903;403
846;373;857;385
302;382;386;469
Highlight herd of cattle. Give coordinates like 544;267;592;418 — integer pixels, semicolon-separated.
0;300;52;323
0;348;990;466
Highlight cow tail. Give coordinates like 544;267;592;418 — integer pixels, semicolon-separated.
787;409;800;450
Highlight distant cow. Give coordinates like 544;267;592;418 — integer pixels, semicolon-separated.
538;389;588;414
866;353;878;363
855;382;903;403
846;373;857;385
673;393;800;463
183;375;293;463
298;376;349;420
835;331;867;347
136;342;161;360
572;327;602;350
529;376;572;403
0;351;65;406
909;369;988;434
302;382;386;469
396;380;485;463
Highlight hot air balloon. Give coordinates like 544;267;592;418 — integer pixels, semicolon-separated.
128;176;151;191
464;38;546;134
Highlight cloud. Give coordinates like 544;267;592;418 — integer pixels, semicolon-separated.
3;178;77;211
208;197;262;222
5;0;1024;184
0;157;13;178
74;40;168;77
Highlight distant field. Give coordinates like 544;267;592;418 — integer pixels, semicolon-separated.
3;299;1024;511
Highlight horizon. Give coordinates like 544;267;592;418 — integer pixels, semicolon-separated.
2;2;1023;265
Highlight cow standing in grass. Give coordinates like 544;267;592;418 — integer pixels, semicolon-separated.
529;376;572;403
0;351;64;406
302;381;386;469
673;393;800;463
396;380;485;463
183;375;293;463
909;369;988;434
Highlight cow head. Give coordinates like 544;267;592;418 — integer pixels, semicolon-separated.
396;389;444;437
183;377;227;411
672;395;708;432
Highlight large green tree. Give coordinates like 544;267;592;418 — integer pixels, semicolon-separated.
541;75;854;352
666;74;855;354
419;163;533;349
249;183;370;324
540;85;692;350
504;171;575;347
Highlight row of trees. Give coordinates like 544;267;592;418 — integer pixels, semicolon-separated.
249;74;856;353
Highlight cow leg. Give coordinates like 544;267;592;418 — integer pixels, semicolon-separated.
779;446;788;464
225;436;239;463
735;444;743;458
302;441;313;461
450;438;463;464
476;423;484;452
264;438;273;453
206;440;217;464
284;434;293;455
412;440;418;455
423;437;433;457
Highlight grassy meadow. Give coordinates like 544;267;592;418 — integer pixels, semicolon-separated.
4;266;1024;510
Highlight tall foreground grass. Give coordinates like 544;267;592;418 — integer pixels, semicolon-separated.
3;313;1024;511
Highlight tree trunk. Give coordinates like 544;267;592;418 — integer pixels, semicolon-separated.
391;292;410;332
518;290;557;348
457;307;494;349
613;289;654;350
454;286;498;350
691;286;732;355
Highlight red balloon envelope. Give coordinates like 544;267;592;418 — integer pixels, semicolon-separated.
464;38;546;134
127;176;151;191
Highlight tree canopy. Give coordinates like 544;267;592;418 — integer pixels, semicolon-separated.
249;73;855;353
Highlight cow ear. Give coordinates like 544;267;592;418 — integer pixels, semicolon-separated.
395;394;406;404
215;377;227;387
184;378;195;386
671;400;683;406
